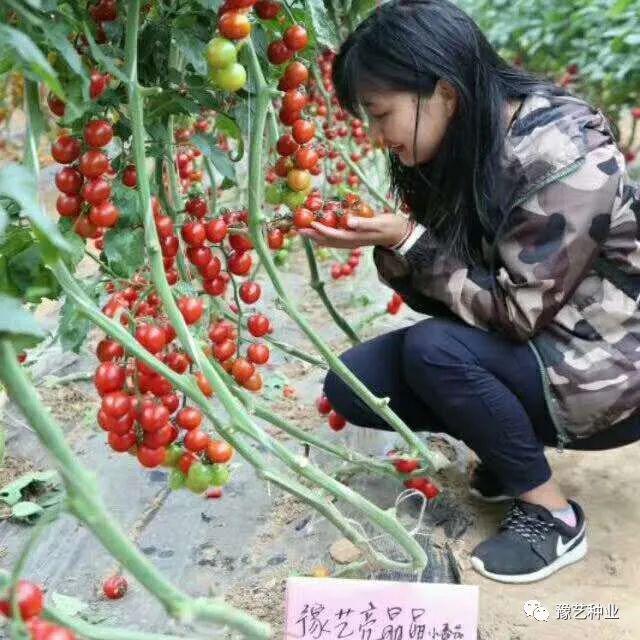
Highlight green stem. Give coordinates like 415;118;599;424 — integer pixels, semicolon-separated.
245;41;438;472
302;237;360;345
43;607;202;640
44;607;205;640
23;79;40;178
203;156;218;213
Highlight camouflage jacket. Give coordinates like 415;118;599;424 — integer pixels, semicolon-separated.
373;91;640;448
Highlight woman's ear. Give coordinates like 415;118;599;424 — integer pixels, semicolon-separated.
436;79;458;118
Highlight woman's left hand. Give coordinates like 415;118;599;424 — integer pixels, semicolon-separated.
297;213;409;249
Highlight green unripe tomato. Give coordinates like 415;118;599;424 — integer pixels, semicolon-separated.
169;468;186;490
164;444;184;468
316;247;331;261
211;63;247;92
282;188;307;210
186;462;211;494
274;249;289;266
206;37;237;69
282;237;292;250
209;464;231;487
265;183;285;205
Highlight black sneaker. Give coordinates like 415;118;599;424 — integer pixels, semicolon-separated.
470;498;588;583
468;462;512;503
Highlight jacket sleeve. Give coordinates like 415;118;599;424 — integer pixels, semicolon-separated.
373;141;624;342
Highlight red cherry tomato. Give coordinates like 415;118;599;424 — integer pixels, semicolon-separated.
177;407;203;430
137;445;167;468
293;207;314;229
79;150;109;178
267;228;284;250
51;135;82;164
239;281;261;304
94;362;126;395
316;395;332;415
328;411;347;431
84;119;113;148
56;194;83;218
89;201;120;227
283;25;308;52
292;119;316;144
178;297;204;325
121;164;137;187
0;580;44;620
267;40;292;65
81;177;111;205
247;314;270;337
55;167;83;194
228;250;252;275
206;218;228;243
247;343;269;364
102;575;128;600
280;61;309;90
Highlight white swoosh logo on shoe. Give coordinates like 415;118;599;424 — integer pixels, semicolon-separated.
556;523;585;556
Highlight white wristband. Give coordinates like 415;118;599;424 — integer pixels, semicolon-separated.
395;222;428;255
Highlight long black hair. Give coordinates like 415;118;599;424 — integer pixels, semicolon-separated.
333;0;570;264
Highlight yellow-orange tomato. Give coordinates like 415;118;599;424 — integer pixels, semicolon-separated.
243;371;263;392
310;566;331;578
219;12;251;40
207;439;234;464
196;372;214;397
355;203;374;218
287;169;311;192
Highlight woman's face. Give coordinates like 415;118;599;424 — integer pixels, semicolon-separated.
360;80;458;166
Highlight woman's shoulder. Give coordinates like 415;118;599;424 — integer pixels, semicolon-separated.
503;90;623;202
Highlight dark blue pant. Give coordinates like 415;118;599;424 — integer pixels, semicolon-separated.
323;317;640;495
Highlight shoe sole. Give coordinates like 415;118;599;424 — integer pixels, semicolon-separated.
470;536;588;584
468;487;513;503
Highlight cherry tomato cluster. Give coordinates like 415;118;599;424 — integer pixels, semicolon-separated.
330;247;363;280
261;23;323;214
92;285;237;494
206;0;285;92
315;394;348;432
52;119;120;245
0;579;76;639
386;449;440;500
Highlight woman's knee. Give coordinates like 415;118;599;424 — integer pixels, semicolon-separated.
402;317;472;380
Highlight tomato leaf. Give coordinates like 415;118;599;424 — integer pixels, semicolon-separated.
104;227;145;278
305;0;340;50
0;164;71;255
173;29;208;75
192;133;237;183
0;24;64;98
82;24;129;85
0;294;46;348
111;180;141;228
